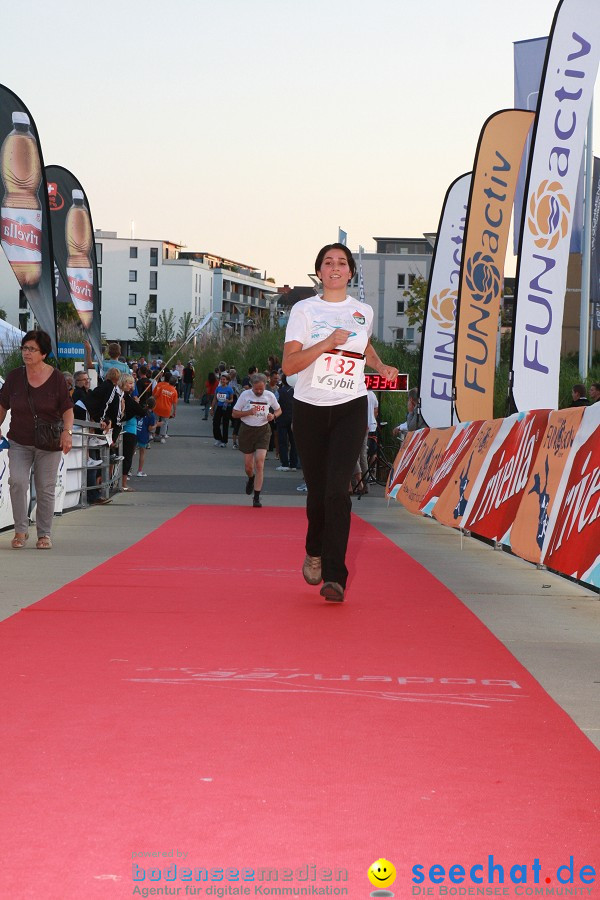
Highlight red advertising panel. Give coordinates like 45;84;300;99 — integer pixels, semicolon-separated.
432;418;503;528
542;404;600;587
419;420;484;516
463;409;550;543
397;427;453;514
386;428;429;500
510;407;585;563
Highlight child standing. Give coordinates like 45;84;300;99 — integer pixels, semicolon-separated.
136;396;157;477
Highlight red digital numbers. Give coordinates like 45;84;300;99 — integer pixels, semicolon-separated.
364;373;408;392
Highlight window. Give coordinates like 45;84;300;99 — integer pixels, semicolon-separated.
406;328;415;341
129;293;137;306
95;243;103;264
408;274;416;287
97;268;102;288
129;270;137;282
395;327;405;341
128;317;136;329
130;247;138;259
396;300;405;315
397;274;406;289
150;247;158;267
149;271;157;290
18;290;27;310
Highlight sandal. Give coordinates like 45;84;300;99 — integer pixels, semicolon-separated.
35;536;52;550
11;533;28;549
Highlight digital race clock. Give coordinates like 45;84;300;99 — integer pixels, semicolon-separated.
364;373;409;392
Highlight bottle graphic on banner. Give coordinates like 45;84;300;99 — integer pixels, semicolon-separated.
0;111;42;288
65;189;93;328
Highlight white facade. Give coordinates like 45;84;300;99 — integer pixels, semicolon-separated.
349;236;434;346
0;231;278;351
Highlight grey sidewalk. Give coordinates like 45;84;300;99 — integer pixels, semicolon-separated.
1;399;599;748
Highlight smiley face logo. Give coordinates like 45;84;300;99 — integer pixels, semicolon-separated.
368;858;397;889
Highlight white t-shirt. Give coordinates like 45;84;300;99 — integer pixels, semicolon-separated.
234;389;280;427
284;295;373;406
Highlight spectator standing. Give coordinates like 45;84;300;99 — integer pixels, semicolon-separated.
211;373;235;447
589;382;600;403
202;372;218;420
119;374;140;490
182;361;195;404
102;343;130;378
275;374;298;471
570;384;590;407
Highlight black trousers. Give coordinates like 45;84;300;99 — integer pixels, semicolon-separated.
213;407;232;443
293;395;367;588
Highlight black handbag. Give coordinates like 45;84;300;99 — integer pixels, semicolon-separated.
24;369;64;452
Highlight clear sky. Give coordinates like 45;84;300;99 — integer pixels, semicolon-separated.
2;0;598;286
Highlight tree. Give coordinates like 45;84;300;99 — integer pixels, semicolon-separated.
177;311;195;344
0;307;6;320
135;301;156;359
156;308;176;357
403;275;428;329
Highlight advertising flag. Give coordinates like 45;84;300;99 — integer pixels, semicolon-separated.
511;0;600;412
541;403;600;586
419;173;471;428
0;85;57;354
510;406;585;563
45;166;102;366
590;156;600;303
462;409;550;543
513;37;584;256
454;110;534;423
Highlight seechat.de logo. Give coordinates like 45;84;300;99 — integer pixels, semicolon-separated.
527;178;570;251
430;288;457;330
465;252;501;305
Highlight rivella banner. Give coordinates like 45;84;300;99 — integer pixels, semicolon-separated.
396;427;454;515
541;402;600;587
510;406;585;563
46;165;102;367
453;110;534;423
419;420;484;517
386;429;430;500
511;0;600;412
0;85;57;355
419;173;471;428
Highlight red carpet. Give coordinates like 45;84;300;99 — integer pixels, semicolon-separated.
0;506;598;899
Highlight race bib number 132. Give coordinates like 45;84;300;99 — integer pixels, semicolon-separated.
311;351;365;395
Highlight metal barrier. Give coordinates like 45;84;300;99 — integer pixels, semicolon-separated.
69;422;123;508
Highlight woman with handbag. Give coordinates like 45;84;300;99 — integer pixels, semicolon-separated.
0;330;74;550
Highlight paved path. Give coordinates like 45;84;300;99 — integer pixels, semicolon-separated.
2;399;599;748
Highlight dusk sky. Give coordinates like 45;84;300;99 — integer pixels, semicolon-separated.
3;0;598;286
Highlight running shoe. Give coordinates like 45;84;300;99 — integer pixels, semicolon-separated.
302;555;322;585
252;497;262;508
320;582;345;602
276;466;290;471
136;471;147;477
296;482;307;492
245;475;255;495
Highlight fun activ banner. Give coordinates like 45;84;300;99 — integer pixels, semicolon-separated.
510;0;600;412
513;36;584;256
454;109;534;423
541;402;600;586
0;85;57;354
462;409;551;543
46;165;102;367
419;173;471;428
510;406;585;563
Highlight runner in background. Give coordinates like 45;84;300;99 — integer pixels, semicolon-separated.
232;373;281;508
282;243;397;602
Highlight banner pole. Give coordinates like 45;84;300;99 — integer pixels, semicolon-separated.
137;312;213;402
580;102;594;380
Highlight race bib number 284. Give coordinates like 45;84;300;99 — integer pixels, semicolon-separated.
311;351;365;395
